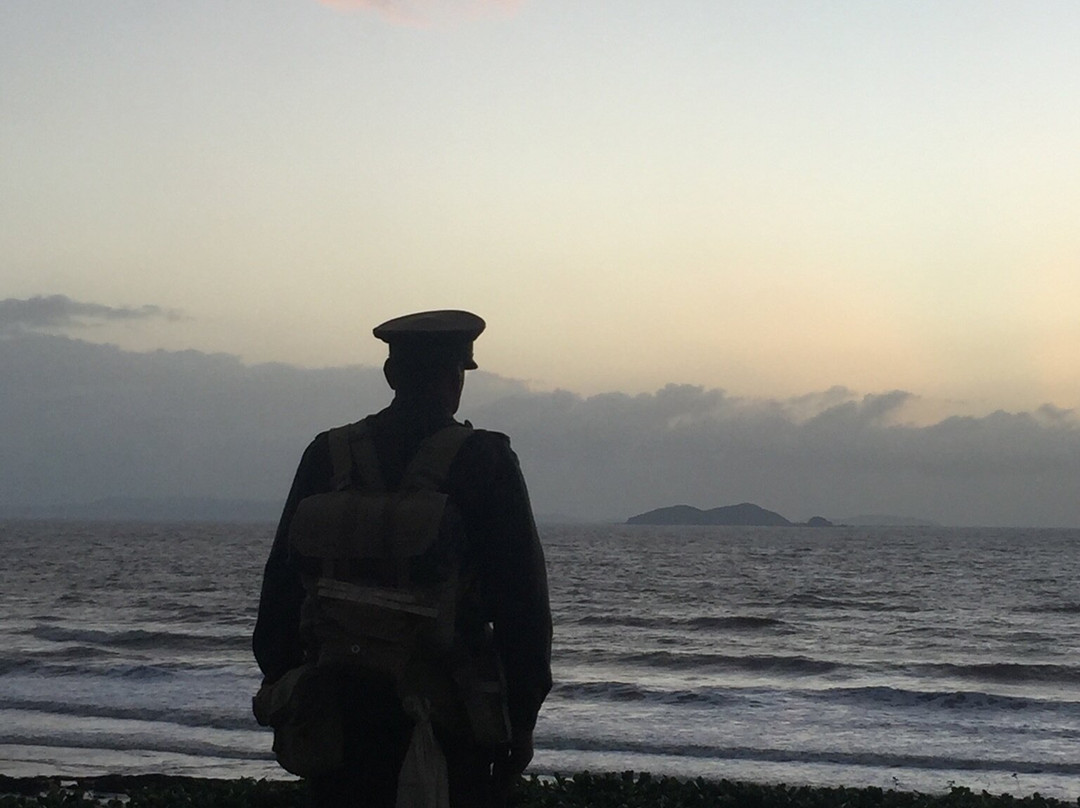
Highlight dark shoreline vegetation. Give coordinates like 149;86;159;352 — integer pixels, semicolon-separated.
1;773;1076;808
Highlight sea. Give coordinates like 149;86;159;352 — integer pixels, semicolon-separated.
2;520;1079;799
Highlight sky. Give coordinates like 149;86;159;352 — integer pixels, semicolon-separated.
2;2;1080;525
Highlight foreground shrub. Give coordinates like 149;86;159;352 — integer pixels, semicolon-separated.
1;772;1076;808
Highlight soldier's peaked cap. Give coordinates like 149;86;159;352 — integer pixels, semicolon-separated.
373;309;486;370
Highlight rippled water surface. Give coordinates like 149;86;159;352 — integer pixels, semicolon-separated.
2;521;1079;799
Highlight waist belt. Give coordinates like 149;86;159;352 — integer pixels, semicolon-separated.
316;578;440;619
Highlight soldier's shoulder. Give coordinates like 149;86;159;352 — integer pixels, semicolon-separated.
458;427;523;475
463;426;513;448
296;430;332;467
302;416;371;459
309;416;377;450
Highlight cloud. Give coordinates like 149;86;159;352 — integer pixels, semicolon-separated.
2;333;1078;527
0;295;183;334
316;0;521;26
471;384;1080;527
0;332;526;512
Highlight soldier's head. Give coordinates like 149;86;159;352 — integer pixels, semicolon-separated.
374;310;485;415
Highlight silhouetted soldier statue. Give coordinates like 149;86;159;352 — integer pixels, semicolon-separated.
253;310;552;808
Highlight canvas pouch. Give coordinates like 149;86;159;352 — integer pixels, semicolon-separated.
252;663;344;777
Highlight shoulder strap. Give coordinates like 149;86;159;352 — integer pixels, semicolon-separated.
400;424;473;492
327;417;385;493
327;424;355;492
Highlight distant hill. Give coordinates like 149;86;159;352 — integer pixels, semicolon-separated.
628;503;792;526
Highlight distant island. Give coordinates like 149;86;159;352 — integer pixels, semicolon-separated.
627;502;833;527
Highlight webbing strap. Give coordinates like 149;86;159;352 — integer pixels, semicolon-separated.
327;424;356;492
328;418;386;493
400;425;473;492
387;425;471;585
350;428;386;494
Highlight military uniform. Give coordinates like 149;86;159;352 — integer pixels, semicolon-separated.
253;311;552;807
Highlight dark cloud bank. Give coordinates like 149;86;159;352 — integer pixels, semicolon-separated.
2;331;1079;527
0;294;182;333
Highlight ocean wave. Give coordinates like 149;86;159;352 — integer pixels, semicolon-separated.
915;661;1080;686
0;656;241;680
0;731;270;761
782;594;859;609
782;593;917;612
535;735;1080;776
0;698;253;732
553;680;733;706
809;685;1080;715
0;658;107;677
22;624;249;652
574;614;788;632
0;644;119;667
689;616;787;630
564;645;1080;686
574;649;841;675
1023;602;1080;615
552;680;1080;715
125;599;232;624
